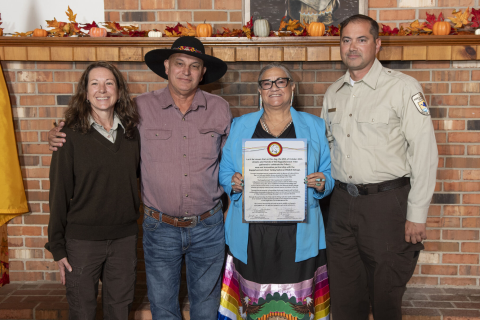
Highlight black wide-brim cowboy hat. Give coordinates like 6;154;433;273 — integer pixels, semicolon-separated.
144;37;228;85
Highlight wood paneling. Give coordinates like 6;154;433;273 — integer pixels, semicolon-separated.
236;47;259;61
306;47;330;61
27;47;50;61
284;47;306;61
143;47;167;57
427;46;452;60
73;47;96;61
97;47;120;61
51;47;74;61
212;47;235;62
1;37;480;62
330;47;341;61
451;46;477;60
4;47;27;61
378;46;402;61
259;48;283;61
403;46;427;60
120;47;143;61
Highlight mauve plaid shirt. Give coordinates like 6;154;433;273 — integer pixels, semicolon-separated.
135;87;232;217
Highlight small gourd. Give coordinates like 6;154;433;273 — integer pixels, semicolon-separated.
475;29;480;35
148;30;162;37
253;18;270;37
308;22;325;36
196;21;213;37
432;21;451;35
33;27;48;37
90;27;108;37
0;29;3;37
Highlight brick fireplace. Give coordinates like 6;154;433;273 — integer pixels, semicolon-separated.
0;36;479;289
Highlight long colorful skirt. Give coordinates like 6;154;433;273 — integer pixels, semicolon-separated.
218;223;330;320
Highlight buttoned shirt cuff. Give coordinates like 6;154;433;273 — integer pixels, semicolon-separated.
406;206;429;224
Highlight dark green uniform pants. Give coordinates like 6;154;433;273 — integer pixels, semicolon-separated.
65;235;137;320
326;183;423;320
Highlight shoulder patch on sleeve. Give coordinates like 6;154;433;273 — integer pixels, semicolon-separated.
411;92;430;116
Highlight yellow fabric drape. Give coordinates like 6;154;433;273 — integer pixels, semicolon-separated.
0;63;28;227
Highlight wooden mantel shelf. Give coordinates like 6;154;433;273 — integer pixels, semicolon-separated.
0;36;479;62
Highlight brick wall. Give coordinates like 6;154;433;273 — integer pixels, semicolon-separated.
2;58;480;286
104;0;243;32
368;0;478;29
102;0;478;32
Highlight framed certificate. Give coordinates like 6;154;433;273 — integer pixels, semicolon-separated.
242;139;307;223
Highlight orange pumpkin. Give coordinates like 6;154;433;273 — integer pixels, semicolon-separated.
33;28;48;37
308;22;325;36
432;21;451;35
196;22;212;37
90;27;108;37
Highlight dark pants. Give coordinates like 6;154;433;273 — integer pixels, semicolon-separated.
65;235;137;320
326;183;423;320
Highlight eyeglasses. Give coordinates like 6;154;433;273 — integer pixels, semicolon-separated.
258;78;291;90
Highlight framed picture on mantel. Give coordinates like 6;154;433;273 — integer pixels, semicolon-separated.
244;0;368;31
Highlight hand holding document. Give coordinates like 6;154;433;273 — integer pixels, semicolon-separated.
242;139;307;223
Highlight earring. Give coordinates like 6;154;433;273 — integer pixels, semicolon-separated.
290;93;294;106
86;99;90;104
259;94;263;109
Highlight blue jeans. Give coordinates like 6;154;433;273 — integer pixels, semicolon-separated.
142;205;225;320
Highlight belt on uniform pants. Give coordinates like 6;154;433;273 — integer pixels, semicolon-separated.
143;201;222;228
336;177;410;197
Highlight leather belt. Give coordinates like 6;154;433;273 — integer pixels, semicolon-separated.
143;201;222;228
336;177;410;197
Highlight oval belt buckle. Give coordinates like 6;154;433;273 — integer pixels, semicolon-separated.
347;183;360;197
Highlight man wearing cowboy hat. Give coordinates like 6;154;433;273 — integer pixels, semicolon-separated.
48;37;231;320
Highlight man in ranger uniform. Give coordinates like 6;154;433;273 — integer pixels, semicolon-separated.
321;15;438;320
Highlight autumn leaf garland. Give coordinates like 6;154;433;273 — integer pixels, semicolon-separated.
449;7;471;28
381;8;478;36
3;6;480;38
10;6;143;37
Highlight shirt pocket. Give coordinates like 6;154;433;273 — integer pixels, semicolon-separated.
328;109;343;163
356;108;390;146
328;107;343;141
144;129;174;163
197;128;223;159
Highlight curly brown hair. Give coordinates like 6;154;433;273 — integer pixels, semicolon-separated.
64;61;139;139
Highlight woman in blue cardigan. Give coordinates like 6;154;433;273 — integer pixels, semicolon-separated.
218;63;333;320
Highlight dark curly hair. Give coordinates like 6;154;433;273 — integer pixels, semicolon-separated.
64;61;139;139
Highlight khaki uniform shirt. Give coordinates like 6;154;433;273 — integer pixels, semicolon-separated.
321;59;438;224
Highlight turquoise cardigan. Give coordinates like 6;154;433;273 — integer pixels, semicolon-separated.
220;107;334;264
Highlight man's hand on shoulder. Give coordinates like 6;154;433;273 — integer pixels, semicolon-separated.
49;121;66;151
405;220;427;244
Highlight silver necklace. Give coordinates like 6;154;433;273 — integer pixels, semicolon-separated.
260;115;293;138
